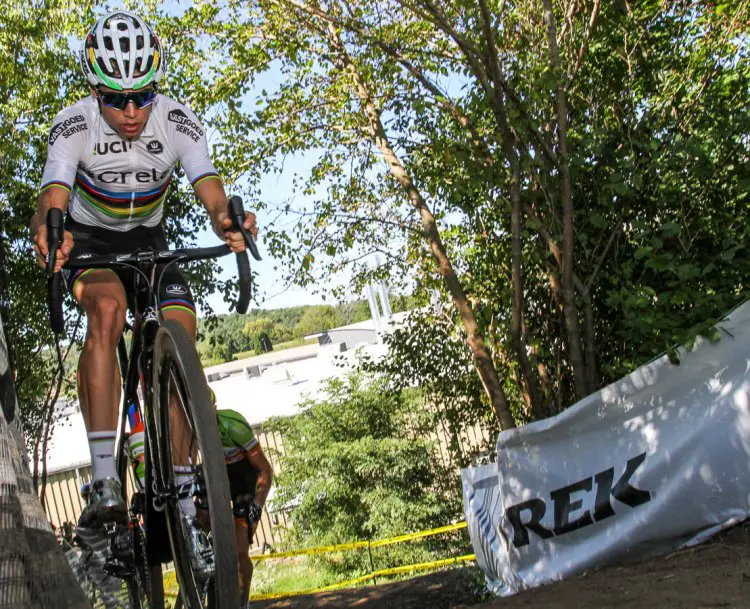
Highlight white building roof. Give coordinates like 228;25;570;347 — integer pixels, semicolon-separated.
39;313;404;474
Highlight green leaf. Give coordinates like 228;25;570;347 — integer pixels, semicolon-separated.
660;222;681;236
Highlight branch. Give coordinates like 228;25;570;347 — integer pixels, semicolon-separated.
569;0;601;84
585;220;622;293
394;0;495;97
557;0;579;44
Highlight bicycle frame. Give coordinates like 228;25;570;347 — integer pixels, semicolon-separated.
114;260;166;508
112;256;186;569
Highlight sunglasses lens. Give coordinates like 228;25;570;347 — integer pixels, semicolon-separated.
134;90;156;107
100;92;127;110
100;90;155;110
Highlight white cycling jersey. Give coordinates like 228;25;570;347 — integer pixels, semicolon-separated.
40;94;219;232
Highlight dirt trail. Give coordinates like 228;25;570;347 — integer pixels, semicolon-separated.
253;521;750;608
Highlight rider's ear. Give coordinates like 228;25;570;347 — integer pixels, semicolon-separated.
90;87;98;99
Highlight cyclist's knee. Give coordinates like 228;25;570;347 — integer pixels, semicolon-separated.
86;295;126;341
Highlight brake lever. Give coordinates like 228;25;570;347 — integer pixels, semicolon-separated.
228;195;262;261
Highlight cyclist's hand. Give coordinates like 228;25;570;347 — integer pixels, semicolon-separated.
33;225;74;273
216;210;257;254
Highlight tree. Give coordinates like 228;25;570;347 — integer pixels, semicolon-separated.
0;1;94;489
242;316;279;354
193;0;518;428
294;305;341;337
360;307;501;451
218;0;747;421
3;1;748;452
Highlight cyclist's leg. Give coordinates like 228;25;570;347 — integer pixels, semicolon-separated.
152;224;197;341
65;216;149;510
234;517;252;606
228;463;257;604
73;270;126;433
71;268;128;524
160;300;196;337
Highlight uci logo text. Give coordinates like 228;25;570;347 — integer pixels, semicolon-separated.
94;140;132;155
505;452;652;548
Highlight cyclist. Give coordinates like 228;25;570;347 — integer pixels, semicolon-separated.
208;388;273;606
30;11;257;533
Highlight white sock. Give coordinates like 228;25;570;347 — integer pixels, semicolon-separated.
175;466;197;519
88;431;118;482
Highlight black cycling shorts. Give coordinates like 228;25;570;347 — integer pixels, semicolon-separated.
227;459;259;516
63;215;195;317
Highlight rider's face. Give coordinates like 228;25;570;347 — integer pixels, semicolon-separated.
93;87;154;140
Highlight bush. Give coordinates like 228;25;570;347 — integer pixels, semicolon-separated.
265;374;465;573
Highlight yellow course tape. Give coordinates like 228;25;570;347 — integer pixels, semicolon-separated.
250;553;477;601
252;521;468;561
161;521;472;600
163;570;178;599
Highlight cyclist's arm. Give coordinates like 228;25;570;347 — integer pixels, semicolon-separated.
171;101;257;252
31;107;85;269
31;186;69;236
195;177;258;254
194;177;230;237
246;445;273;508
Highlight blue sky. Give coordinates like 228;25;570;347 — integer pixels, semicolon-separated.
193;59;378;316
195;98;353;316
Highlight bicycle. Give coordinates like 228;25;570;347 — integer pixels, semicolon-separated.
46;196;261;609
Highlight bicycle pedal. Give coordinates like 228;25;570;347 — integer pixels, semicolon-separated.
111;530;133;556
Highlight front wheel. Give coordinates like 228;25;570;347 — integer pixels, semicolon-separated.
152;320;239;609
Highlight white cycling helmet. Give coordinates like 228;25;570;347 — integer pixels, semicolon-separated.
80;11;166;91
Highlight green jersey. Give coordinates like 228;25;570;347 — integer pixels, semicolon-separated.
216;409;259;464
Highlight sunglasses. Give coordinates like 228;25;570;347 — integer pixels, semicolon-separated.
98;89;156;110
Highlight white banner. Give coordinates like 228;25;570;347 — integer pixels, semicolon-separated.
462;300;750;596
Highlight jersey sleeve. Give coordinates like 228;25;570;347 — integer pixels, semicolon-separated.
164;102;220;187
39;107;89;193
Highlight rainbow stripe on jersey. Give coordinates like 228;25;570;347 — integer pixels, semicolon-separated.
73;172;172;220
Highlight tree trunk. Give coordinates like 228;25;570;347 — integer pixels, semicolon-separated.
326;23;516;430
476;0;544;419
541;0;589;399
583;297;599;390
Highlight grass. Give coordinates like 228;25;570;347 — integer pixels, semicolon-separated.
162;553;483;604
250;555;342;596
